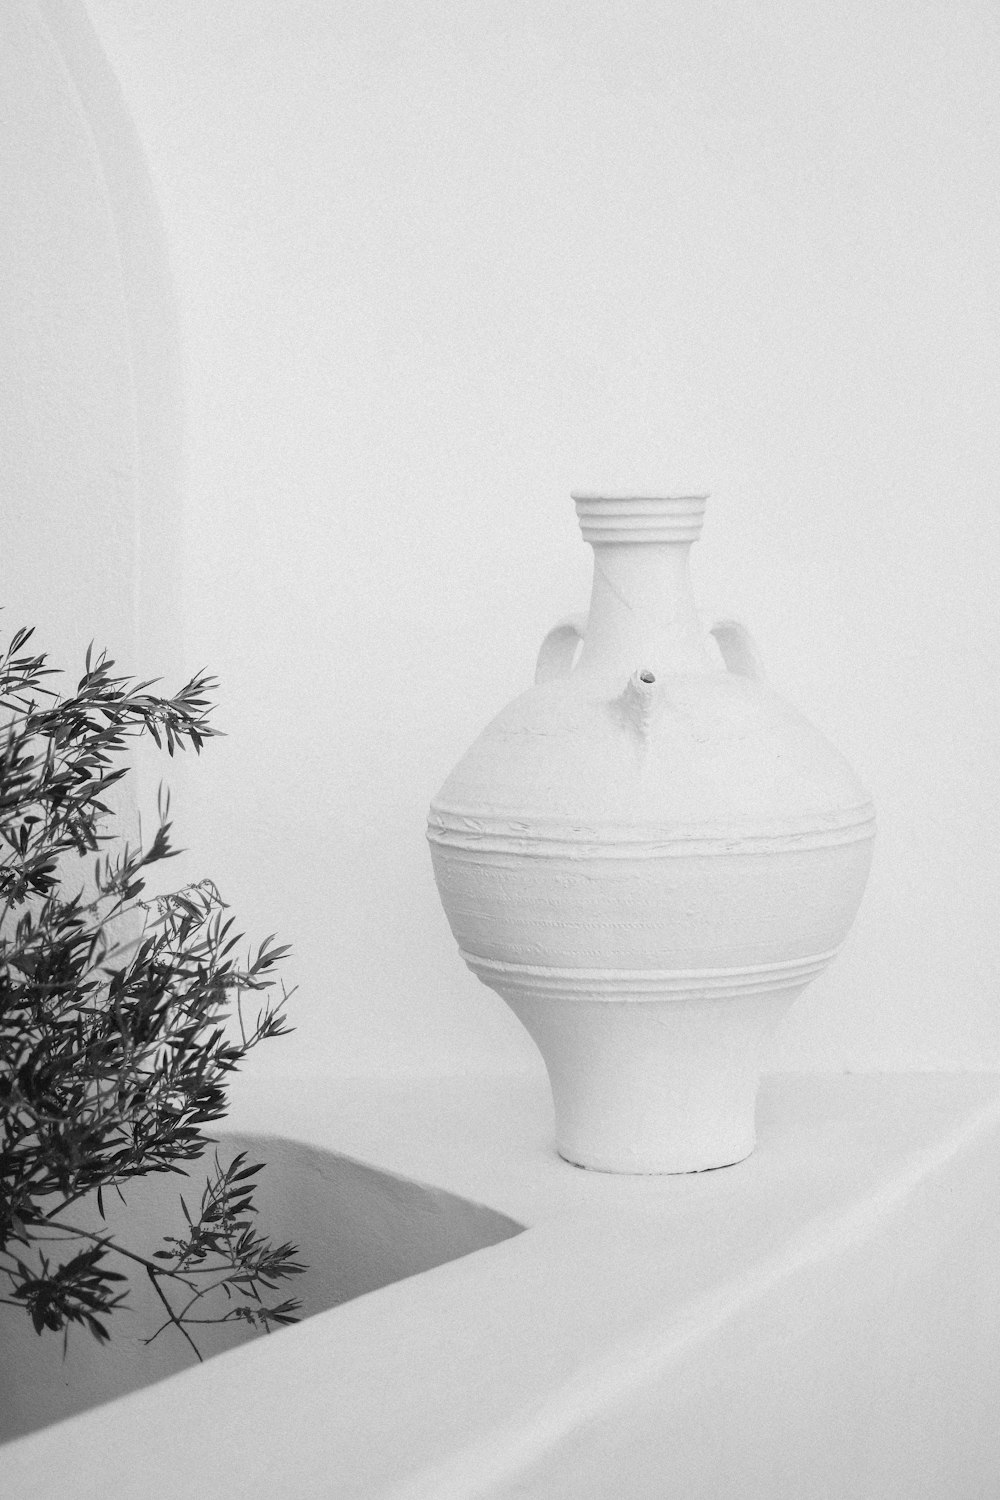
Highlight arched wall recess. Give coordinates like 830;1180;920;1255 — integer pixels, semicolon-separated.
0;0;184;829
0;0;182;682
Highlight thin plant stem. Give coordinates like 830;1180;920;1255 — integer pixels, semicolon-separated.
144;1266;202;1362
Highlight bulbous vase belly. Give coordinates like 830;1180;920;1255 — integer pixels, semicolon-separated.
427;493;875;1173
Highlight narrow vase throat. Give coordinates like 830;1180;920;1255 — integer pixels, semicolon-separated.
576;539;713;679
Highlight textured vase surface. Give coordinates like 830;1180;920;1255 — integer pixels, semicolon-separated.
428;493;875;1173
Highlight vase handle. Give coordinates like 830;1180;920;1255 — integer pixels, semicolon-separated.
708;617;767;681
535;613;588;684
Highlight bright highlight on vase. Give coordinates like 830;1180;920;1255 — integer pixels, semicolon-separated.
428;493;874;1174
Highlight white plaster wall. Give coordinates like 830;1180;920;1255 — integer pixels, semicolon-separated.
0;1;135;666
11;0;1000;1076
0;0;184;837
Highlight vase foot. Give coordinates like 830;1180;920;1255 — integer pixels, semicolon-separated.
556;1144;756;1176
500;984;809;1175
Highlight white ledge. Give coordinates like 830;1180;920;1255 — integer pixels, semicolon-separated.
6;1072;1000;1499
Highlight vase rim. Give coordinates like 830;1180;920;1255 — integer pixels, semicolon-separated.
572;492;708;544
570;491;709;502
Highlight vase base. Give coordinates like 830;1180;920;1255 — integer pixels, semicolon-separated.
556;1142;756;1176
498;984;808;1176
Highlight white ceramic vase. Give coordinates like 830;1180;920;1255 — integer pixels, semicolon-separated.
428;493;875;1173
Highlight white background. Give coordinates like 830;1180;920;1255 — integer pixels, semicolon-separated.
3;0;998;1077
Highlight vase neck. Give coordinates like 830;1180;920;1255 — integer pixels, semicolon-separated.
571;494;715;679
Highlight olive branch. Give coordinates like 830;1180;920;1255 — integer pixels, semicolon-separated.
0;626;305;1359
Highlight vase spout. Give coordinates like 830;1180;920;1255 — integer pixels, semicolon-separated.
616;668;663;743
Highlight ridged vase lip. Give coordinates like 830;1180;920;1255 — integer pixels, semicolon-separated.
571;491;709;544
570;490;709;500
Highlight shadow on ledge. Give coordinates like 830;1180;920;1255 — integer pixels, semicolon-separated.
0;1132;524;1444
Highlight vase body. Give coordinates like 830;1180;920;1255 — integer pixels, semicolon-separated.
427;493;875;1173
